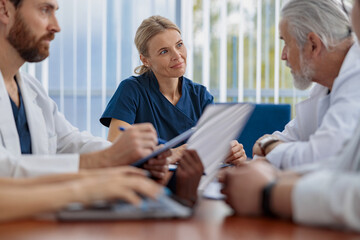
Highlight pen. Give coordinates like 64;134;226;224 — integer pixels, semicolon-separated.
118;127;167;145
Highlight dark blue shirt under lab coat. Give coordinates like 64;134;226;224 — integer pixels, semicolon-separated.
9;82;32;154
100;71;214;141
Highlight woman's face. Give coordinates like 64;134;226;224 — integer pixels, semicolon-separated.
141;29;187;80
352;0;360;40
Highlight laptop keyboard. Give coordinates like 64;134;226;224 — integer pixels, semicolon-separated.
57;188;192;221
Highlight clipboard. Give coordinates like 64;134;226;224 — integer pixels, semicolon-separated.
131;127;196;167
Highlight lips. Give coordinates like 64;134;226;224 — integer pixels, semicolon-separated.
40;33;55;42
171;62;185;68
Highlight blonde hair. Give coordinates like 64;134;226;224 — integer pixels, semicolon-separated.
134;16;181;75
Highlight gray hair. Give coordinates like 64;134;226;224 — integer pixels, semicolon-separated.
281;0;352;50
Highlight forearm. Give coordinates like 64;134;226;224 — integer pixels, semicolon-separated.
79;150;112;169
0;183;79;222
0;172;86;187
270;176;300;219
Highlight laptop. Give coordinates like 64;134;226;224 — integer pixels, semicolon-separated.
57;188;192;221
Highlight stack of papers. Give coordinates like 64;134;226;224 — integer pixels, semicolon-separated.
187;103;254;191
132;103;254;191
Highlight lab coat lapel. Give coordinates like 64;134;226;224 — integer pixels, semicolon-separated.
295;84;329;140
16;73;49;154
0;71;21;155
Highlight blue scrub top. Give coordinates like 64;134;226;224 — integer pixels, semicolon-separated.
100;71;214;141
9;81;32;154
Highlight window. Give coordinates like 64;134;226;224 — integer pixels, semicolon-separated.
23;0;309;138
191;0;309;104
23;0;179;137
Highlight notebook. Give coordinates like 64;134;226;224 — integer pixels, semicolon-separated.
187;103;254;191
131;127;196;167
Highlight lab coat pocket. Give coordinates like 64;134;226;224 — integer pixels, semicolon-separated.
48;134;58;153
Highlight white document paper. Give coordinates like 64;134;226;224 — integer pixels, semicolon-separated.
187;103;254;191
202;181;225;200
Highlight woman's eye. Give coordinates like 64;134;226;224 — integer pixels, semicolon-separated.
160;50;168;55
177;42;183;48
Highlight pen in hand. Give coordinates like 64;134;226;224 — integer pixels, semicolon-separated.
119;127;167;145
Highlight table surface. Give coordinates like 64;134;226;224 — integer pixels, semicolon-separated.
0;199;358;240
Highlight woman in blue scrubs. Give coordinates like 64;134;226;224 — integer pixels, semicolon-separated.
100;16;246;165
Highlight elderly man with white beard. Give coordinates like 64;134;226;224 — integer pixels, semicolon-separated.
252;0;360;169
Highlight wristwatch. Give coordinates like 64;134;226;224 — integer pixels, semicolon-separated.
258;136;279;155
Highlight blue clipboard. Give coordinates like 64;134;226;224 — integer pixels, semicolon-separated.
131;128;196;167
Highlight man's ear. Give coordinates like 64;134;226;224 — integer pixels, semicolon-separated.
0;0;13;25
305;32;323;58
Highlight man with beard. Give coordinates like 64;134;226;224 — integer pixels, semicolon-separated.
252;0;360;169
220;0;360;231
0;0;170;179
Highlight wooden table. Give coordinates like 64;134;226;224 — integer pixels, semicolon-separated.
0;199;358;240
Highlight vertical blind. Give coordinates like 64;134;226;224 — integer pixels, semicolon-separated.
22;0;309;138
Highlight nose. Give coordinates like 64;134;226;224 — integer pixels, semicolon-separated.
171;48;181;61
48;15;61;33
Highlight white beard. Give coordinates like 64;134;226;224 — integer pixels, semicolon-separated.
288;54;314;90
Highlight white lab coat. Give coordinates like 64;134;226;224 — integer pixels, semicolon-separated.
0;71;111;177
267;43;360;169
292;121;360;232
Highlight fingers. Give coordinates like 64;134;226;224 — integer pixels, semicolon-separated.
113;166;150;178
143;151;170;180
230;140;238;147
225;150;246;163
219;167;248;197
225;141;247;165
175;150;203;205
157;149;172;159
147;156;169;166
115;187;144;206
168;145;186;164
108;123;160;166
124;176;162;199
143;163;168;173
107;175;162;205
125;124;158;148
179;149;204;173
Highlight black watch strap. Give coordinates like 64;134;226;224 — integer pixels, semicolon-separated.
261;181;277;218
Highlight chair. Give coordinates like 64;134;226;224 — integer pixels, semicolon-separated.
237;104;291;157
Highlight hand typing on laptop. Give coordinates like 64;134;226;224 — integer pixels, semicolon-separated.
0;167;163;222
57;150;204;221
